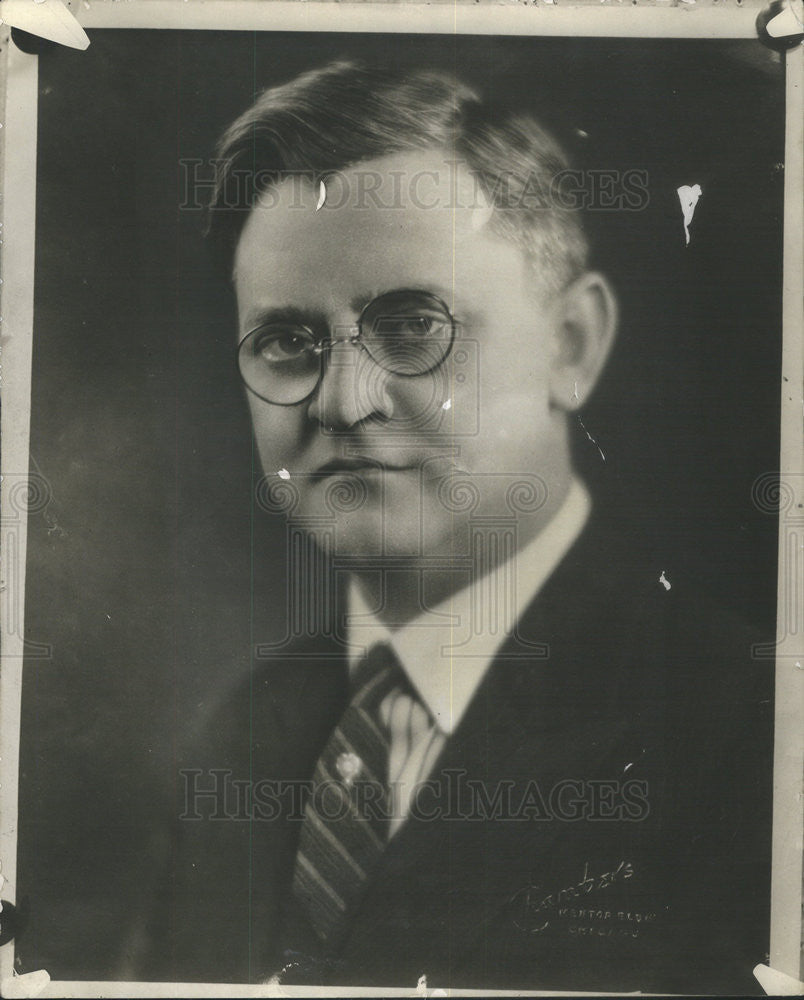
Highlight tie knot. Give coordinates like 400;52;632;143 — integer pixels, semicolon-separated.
350;642;407;710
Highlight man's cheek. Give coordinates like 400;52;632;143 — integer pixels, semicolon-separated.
440;339;481;438
251;410;300;471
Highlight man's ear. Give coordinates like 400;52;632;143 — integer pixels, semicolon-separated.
547;272;618;412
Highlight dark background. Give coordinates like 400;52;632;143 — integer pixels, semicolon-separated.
17;30;784;979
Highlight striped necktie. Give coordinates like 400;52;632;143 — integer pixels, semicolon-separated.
291;642;407;946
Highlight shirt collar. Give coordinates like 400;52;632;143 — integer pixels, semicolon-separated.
347;478;591;735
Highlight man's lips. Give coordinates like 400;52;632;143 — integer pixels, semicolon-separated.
315;457;414;476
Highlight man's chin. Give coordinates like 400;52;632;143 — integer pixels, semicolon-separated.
333;511;430;560
299;506;463;562
287;471;472;561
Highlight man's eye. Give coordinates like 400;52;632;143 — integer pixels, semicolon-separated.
257;330;314;363
374;315;447;339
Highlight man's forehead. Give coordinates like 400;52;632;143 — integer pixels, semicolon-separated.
229;148;533;328
233;150;493;271
273;148;487;210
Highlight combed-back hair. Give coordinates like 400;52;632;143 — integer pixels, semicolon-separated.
209;60;588;291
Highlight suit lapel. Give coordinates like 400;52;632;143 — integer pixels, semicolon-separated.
336;522;647;975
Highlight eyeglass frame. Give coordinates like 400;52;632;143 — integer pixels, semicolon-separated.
236;288;458;407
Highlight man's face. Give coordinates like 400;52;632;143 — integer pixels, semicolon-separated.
234;150;568;560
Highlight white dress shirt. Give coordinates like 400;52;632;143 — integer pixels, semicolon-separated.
346;477;591;837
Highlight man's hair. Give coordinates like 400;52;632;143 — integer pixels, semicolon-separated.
209;60;588;291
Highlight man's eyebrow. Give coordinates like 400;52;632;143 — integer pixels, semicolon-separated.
244;286;461;333
242;305;328;332
349;292;375;315
348;285;459;314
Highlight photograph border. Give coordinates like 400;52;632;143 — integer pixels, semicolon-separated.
1;5;801;995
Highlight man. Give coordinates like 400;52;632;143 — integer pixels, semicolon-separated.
149;62;771;992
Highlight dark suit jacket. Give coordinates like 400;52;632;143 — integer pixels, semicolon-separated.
140;518;772;993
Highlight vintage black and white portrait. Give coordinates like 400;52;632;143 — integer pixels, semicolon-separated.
1;6;801;996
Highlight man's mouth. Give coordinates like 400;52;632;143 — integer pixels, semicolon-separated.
316;457;412;477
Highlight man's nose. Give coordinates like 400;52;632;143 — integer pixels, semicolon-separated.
306;330;393;431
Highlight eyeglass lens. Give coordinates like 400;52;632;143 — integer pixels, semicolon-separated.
238;289;454;405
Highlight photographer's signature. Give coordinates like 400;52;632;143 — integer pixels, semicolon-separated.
510;860;634;934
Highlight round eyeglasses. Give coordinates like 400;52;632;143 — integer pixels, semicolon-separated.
237;288;456;406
